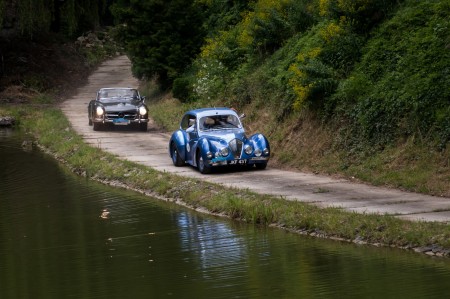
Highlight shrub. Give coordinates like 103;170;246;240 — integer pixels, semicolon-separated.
172;77;192;103
333;0;450;149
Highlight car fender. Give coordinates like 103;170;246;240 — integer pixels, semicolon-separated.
194;137;212;167
88;100;95;116
170;130;188;160
248;133;270;153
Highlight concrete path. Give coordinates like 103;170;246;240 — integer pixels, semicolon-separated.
61;56;450;223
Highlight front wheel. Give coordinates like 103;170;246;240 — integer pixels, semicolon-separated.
171;143;184;167
93;122;103;131
138;122;147;132
255;163;267;170
197;154;211;174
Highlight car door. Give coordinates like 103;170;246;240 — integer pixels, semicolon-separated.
181;114;198;165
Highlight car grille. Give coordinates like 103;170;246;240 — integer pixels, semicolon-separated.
105;111;137;120
229;138;243;159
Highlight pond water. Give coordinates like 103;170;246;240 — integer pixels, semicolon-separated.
1;128;450;299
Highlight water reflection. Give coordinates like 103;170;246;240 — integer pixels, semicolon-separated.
177;212;246;278
1;128;450;299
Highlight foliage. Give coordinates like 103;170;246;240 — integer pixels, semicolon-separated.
198;0;249;34
333;0;450;149
17;0;52;37
314;0;400;31
191;0;317;105
0;0;110;38
111;0;206;88
0;0;5;29
172;0;448;153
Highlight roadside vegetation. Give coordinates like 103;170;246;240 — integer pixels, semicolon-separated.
127;0;450;197
1;104;450;257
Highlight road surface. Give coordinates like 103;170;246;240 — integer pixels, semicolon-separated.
61;56;450;223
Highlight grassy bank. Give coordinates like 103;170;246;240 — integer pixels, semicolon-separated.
2;104;450;257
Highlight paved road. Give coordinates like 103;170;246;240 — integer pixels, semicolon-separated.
61;56;450;223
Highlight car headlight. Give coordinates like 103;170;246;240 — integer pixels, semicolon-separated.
244;144;253;155
96;106;104;116
139;106;147;116
263;148;270;156
254;148;262;157
206;151;213;159
219;147;229;157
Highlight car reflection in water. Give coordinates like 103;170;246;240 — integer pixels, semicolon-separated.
177;212;247;277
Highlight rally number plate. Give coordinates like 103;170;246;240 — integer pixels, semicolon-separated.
229;159;247;165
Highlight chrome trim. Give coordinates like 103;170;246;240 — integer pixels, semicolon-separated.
229;138;243;159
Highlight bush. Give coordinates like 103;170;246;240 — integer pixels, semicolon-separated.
333;0;450;149
172;77;192;102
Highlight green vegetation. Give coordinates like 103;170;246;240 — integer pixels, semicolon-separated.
1;0;111;38
136;0;449;197
2;104;450;256
111;0;207;87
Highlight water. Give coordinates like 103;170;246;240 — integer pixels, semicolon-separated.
1;128;450;299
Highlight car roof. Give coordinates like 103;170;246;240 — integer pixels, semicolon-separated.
98;87;137;91
187;107;237;118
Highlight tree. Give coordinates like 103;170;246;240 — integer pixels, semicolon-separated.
0;0;109;38
111;0;206;88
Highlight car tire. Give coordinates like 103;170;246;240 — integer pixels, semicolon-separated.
197;153;211;174
88;118;92;126
93;122;103;131
171;143;184;167
139;122;147;132
255;163;267;170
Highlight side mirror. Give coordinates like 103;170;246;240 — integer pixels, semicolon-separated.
141;96;146;103
239;113;246;119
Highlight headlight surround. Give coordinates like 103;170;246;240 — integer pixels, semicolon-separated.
219;147;229;157
139;106;147;116
96;106;104;116
254;148;262;157
244;144;253;155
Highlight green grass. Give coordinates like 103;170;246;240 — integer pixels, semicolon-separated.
2;103;450;257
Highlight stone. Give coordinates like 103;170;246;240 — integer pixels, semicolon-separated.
0;116;15;126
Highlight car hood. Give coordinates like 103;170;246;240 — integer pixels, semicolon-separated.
100;101;141;111
200;130;247;143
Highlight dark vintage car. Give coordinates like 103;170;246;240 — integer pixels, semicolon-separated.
88;87;149;131
169;107;270;174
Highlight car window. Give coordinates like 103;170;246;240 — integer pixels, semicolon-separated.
181;114;196;130
99;89;138;101
199;114;241;131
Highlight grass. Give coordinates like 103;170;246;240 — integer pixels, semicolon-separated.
2;103;450;257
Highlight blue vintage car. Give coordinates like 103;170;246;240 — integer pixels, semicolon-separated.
169;107;270;174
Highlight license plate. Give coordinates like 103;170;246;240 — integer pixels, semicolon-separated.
229;159;247;165
113;118;129;125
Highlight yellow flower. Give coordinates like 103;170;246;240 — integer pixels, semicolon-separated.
320;22;342;43
319;0;330;16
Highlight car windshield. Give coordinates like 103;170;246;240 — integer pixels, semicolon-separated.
98;89;138;101
199;114;242;131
